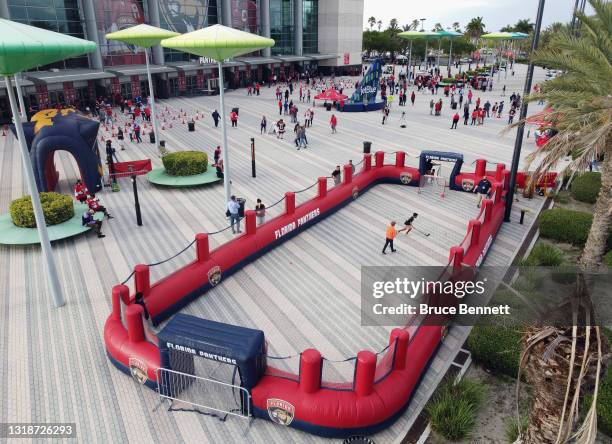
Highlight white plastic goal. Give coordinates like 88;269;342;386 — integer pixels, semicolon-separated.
418;174;447;198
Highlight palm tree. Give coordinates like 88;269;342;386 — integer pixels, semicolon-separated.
514;18;535;34
389;18;399;31
452;22;461;32
512;1;612;442
411;19;420;31
368;16;376;30
466;17;485;42
432;22;444;32
524;0;611;267
500;24;514;32
377;20;382;31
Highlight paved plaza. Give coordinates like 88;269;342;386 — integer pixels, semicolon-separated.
0;64;548;443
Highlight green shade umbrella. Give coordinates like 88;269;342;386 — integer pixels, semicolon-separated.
106;25;179;155
398;31;441;79
162;24;274;204
481;32;515;40
0;18;97;308
511;32;529;40
0;18;96;76
435;30;463;69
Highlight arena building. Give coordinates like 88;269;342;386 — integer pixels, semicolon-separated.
0;0;364;121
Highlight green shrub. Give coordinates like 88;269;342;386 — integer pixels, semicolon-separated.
604;250;612;266
553;190;570;204
162;151;208;176
570;172;601;204
427;378;486;441
9;192;74;228
466;325;522;377
505;415;529;443
526;241;566;266
539;208;593;245
540;208;612;249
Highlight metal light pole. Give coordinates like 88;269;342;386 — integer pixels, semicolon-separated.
144;48;162;152
4;75;64;307
420;18;426;32
250;137;256;178
504;0;546;222
14;74;26;119
217;60;231;204
129;166;143;226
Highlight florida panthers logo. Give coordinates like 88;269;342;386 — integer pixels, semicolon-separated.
462;179;475;192
208;266;222;286
267;399;295;426
400;173;412;185
129;357;148;385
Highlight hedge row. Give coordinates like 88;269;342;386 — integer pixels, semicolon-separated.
9;192;74;228
524;241;566;266
162;151;208;176
466;325;522;378
570;172;601;204
539;208;612;249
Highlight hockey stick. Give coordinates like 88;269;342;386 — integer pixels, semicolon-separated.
413;227;431;237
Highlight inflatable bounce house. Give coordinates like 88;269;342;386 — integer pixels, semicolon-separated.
104;149;533;438
342;58;386;112
12;109;103;193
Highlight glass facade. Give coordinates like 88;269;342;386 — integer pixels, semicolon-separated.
159;0;218;62
95;0;147;66
8;0;89;69
269;0;293;55
302;0;317;54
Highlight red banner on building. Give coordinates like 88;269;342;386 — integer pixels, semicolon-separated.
196;70;204;89
87;80;96;101
63;82;76;105
178;71;186;91
35;83;49;109
111;77;120;96
344;53;350;65
131;75;141;98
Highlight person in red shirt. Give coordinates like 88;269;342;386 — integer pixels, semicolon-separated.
87;195;113;219
451;112;460;129
144;106;151;122
471;109;478;125
74;179;89;203
278;100;283;115
475;97;481;109
479;108;486;125
330;114;337;133
230;110;238;127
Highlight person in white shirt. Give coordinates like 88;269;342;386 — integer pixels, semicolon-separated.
227;195;241;234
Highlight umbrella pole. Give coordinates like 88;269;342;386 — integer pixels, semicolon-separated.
424;42;428;69
5;75;64;308
145;48;162;155
407;41;412;84
14;74;26;119
497;43;502;81
217;61;231;204
437;40;441;68
448;40;453;71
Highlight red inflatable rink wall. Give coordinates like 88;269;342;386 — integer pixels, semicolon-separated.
104;150;511;438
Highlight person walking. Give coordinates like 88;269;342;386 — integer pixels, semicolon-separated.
308;108;314;126
349;159;355;174
474;177;491;208
260;115;267;134
463;105;470;125
277;118;286;139
255;199;266;225
227;195;241;234
330;114;338;133
133;123;142;143
398;213;418;236
331;165;341;186
410;90;415;106
382;221;398;254
278;99;283;115
214;145;221;165
508;107;516;124
497;101;504;118
471;109;478;125
230;110;238;128
212;109;220;128
451;112;460;129
429;99;434;115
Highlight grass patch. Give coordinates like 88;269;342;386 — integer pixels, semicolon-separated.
505;415;529;443
467;325;522;378
427;378;487;441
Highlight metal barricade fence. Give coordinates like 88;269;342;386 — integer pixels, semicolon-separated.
157;367;251;419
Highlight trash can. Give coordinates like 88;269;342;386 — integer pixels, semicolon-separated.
237;198;246;217
160;140;166;148
188;121;195;132
451;102;457;110
363;141;372;154
232;107;239;116
325;103;332;111
149;131;155;143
